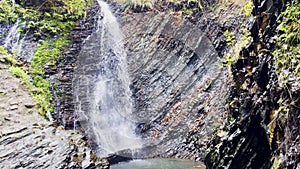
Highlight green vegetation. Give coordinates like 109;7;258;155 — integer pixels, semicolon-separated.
273;2;300;89
223;29;252;66
1;46;17;65
122;0;205;17
0;47;32;88
30;39;69;115
174;0;205;17
122;0;155;10
224;29;236;46
0;0;19;22
243;1;253;17
0;0;93;36
8;66;32;87
182;6;195;18
269;2;300;140
0;0;93;117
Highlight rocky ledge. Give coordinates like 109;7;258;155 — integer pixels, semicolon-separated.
0;56;107;168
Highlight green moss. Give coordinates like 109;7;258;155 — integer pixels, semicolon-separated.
0;47;33;91
0;0;20;22
8;66;33;87
1;0;94;118
0;46;17;65
1;0;93;36
243;1;253;17
273;2;300;88
2;40;69;118
30;38;69;117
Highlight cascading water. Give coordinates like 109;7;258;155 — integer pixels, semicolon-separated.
3;20;37;61
4;19;21;53
74;1;143;156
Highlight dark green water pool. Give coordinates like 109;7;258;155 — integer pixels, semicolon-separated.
111;158;206;169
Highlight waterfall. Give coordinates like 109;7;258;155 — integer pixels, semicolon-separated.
74;1;143;156
4;19;21;53
3;20;37;61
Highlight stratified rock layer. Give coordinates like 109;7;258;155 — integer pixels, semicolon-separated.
119;1;247;160
205;0;300;168
0;58;104;168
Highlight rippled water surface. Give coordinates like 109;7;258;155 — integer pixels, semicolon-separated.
111;158;206;169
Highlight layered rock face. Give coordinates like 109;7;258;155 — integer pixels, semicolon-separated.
118;1;247;160
0;2;109;168
53;2;101;129
205;0;300;168
2;0;297;168
0;58;104;168
54;0;247;160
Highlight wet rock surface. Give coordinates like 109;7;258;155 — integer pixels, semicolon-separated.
52;2;101;129
0;58;106;168
118;1;247;160
1;0;297;168
205;0;300;168
0;24;11;47
49;0;249;162
0;20;38;62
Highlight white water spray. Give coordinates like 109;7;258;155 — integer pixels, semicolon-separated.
4;19;21;53
3;20;36;61
74;1;143;156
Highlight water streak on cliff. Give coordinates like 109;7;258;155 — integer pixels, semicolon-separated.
73;1;143;156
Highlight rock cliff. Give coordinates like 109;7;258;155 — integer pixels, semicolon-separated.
0;55;105;168
117;0;249;160
0;0;299;168
205;0;300;168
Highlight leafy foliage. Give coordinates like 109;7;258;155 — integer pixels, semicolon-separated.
1;0;93;37
1;0;93;117
8;66;33;87
273;2;300;88
223;29;252;66
224;29;236;46
0;0;20;22
30;39;69;116
269;3;300;164
243;1;253;17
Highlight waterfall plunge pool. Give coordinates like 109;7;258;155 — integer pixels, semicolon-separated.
111;158;206;169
